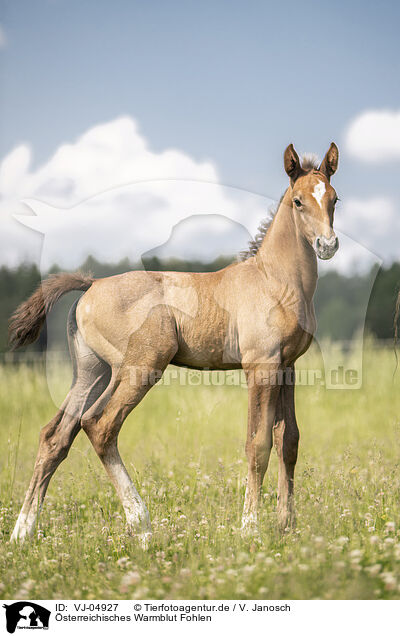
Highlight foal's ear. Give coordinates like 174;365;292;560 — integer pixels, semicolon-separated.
284;144;303;183
319;142;339;180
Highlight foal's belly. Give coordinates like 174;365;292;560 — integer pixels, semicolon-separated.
171;310;242;371
171;349;242;371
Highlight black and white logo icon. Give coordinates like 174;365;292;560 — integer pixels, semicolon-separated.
3;602;50;633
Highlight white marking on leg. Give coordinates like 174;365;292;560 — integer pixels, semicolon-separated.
241;485;258;531
241;510;258;530
10;508;37;542
312;180;326;209
104;449;152;537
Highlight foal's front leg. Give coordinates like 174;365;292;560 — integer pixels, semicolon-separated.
273;368;299;530
241;367;280;531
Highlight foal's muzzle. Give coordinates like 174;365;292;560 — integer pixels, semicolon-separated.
314;235;339;260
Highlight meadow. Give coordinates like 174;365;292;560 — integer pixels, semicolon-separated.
1;343;400;600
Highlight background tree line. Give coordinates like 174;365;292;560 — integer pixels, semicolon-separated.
0;255;399;353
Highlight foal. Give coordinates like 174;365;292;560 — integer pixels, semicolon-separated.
9;143;339;544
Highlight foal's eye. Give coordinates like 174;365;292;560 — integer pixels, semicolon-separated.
293;198;302;208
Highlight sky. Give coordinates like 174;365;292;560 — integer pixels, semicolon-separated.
1;0;400;273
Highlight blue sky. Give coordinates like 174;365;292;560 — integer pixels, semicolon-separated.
1;0;400;270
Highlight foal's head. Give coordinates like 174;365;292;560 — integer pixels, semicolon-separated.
284;142;339;260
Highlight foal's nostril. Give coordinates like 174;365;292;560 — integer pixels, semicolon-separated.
327;236;338;250
315;237;321;249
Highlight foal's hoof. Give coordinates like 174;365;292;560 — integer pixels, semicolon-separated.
136;532;152;550
240;512;259;537
126;525;152;550
10;526;33;544
277;513;296;534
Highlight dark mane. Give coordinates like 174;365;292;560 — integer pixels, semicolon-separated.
239;198;282;261
240;153;319;261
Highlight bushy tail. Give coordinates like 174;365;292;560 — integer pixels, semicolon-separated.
8;272;94;349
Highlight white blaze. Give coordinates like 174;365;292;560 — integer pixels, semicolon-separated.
312;180;326;209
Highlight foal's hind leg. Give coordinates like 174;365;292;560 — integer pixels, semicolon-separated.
10;309;110;541
82;377;153;547
273;368;299;531
82;328;178;547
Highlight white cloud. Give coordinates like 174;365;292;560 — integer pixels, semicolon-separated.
0;116;270;269
324;196;397;273
345;110;400;162
8;116;218;205
0;115;391;274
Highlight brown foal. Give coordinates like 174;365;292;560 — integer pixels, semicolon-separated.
9;143;339;545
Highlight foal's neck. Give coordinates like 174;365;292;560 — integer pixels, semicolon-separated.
257;188;318;303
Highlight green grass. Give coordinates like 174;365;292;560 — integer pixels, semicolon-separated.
1;345;400;599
